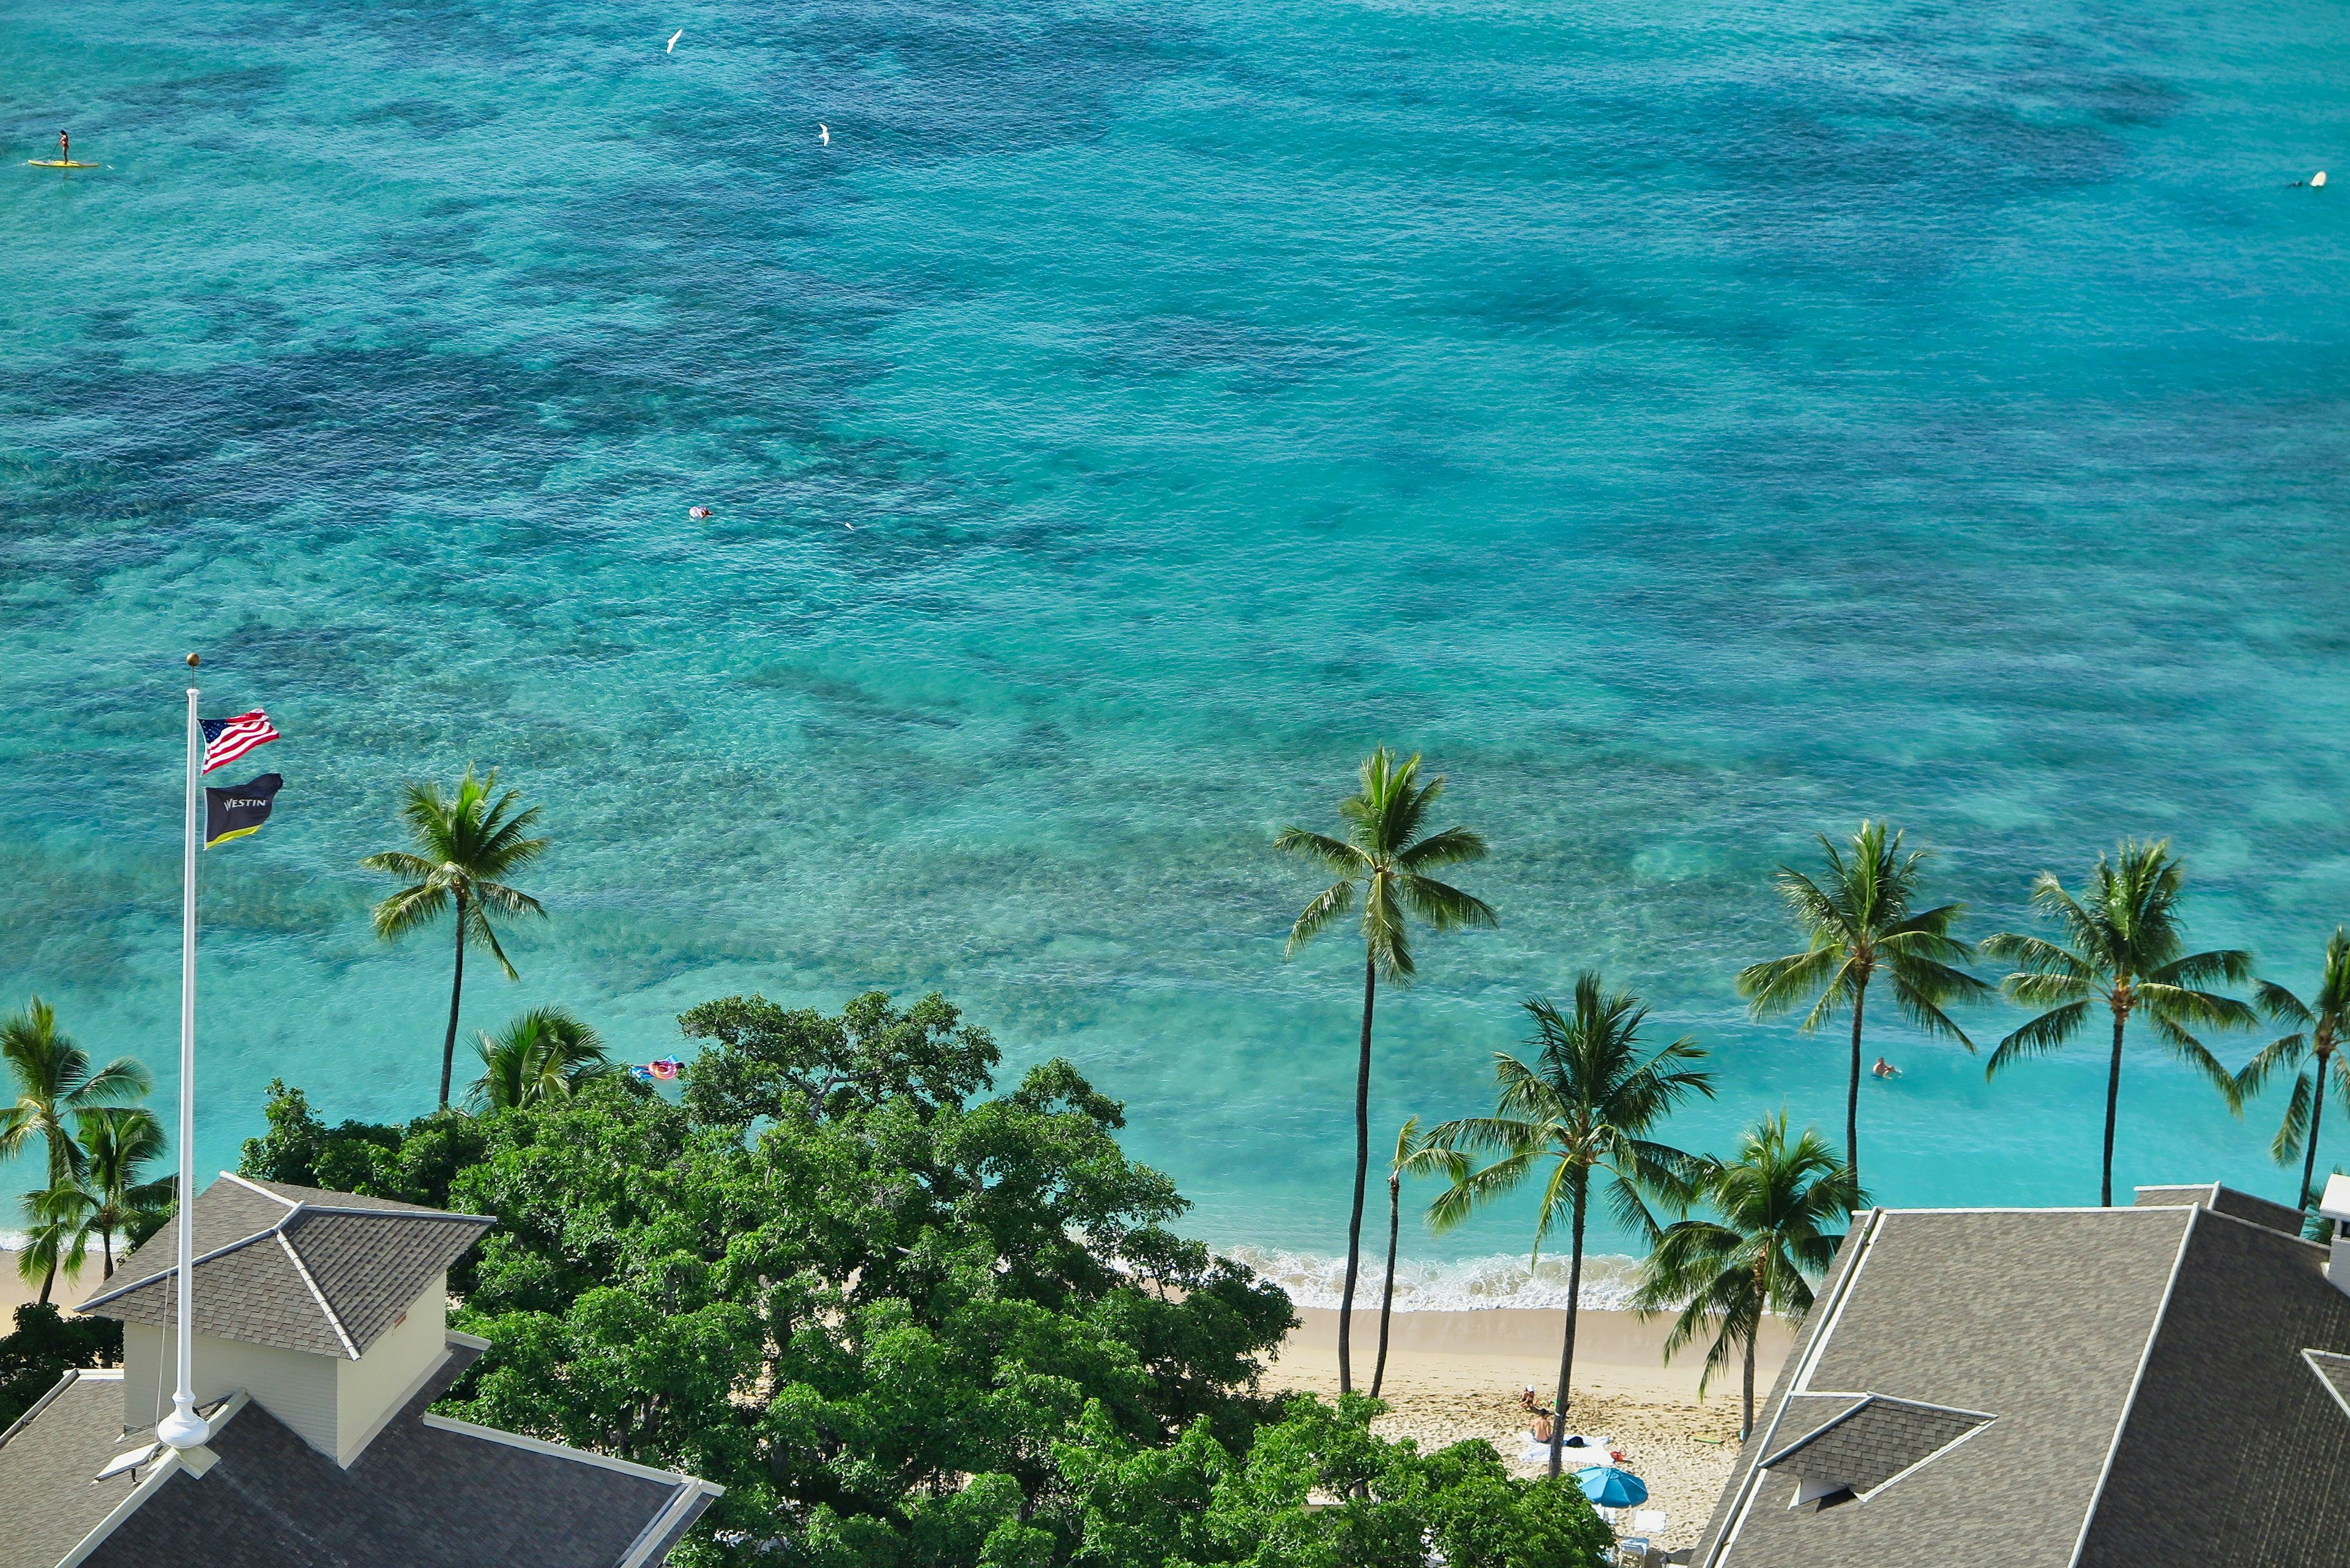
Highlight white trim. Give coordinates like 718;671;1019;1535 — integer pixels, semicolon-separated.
2303;1350;2350;1422
54;1391;243;1568
58;1449;185;1567
277;1231;360;1359
417;1413;726;1492
2187;1200;2328;1250
337;1346;452;1468
0;1365;113;1448
1702;1207;1884;1567
1854;1415;1998;1503
220;1170;302;1208
617;1480;720;1568
447;1328;491;1351
2064;1204;2200;1568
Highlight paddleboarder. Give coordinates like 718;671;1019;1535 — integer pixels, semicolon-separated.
57;130;67;164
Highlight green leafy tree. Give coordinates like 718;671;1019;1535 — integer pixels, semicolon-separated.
1275;747;1494;1393
1427;977;1713;1476
240;1079;490;1212
361;766;550;1109
2234;928;2350;1211
1054;1394;1614;1568
1983;840;2255;1206
1632;1113;1854;1439
0;1302;123;1430
0;998;151;1184
469;1007;617;1111
74;1107;172;1278
1736;822;1986;1190
1370;1116;1460;1399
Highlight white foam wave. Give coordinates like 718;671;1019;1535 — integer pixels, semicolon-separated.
1225;1245;1650;1313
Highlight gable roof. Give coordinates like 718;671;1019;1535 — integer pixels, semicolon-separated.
1692;1186;2350;1568
1756;1393;1994;1499
0;1337;722;1568
78;1174;491;1359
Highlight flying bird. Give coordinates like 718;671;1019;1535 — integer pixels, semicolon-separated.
819;123;830;146
666;28;683;52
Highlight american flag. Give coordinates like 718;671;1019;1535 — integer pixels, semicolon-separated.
201;711;279;774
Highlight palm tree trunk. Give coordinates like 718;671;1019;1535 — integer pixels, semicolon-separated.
1372;1172;1400;1398
103;1226;114;1279
2302;1051;2330;1211
1339;954;1377;1395
1846;976;1868;1193
1742;1324;1756;1441
1548;1197;1586;1479
37;1255;56;1306
2100;1006;2127;1207
440;892;468;1110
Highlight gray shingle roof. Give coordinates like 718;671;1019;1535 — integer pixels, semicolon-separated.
0;1338;721;1568
1693;1187;2350;1568
1756;1394;1993;1497
2310;1350;2350;1419
0;1371;144;1568
77;1174;490;1359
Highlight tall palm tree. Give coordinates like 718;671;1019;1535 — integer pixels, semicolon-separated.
1276;746;1494;1394
17;1178;96;1305
362;766;550;1110
1736;823;1986;1192
469;1007;617;1111
1632;1113;1855;1439
75;1106;172;1279
0;998;151;1185
1427;976;1714;1476
1983;840;2255;1206
2234;928;2350;1212
1370;1115;1462;1399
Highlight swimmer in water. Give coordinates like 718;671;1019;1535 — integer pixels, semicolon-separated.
1872;1056;1900;1080
688;505;713;520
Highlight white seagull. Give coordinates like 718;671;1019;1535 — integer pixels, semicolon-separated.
666;28;684;53
819;122;830;146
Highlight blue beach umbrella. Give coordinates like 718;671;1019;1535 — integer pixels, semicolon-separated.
1575;1466;1649;1508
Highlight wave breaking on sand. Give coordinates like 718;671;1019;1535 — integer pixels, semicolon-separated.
1227;1247;1649;1312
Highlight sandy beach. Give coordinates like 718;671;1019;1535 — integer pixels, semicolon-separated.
0;1249;98;1320
1268;1307;1792;1553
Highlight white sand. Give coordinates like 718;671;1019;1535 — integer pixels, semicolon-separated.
1267;1307;1792;1552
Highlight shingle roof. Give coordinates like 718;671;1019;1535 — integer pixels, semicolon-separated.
0;1338;722;1568
0;1371;144;1568
77;1174;490;1359
1756;1394;1993;1497
1693;1187;2350;1568
2310;1350;2350;1420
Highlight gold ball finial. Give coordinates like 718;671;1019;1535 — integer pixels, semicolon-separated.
185;653;201;668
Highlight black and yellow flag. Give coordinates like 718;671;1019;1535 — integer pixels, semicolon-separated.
204;774;283;848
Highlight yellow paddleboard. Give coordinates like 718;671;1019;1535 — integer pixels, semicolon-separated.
28;159;102;168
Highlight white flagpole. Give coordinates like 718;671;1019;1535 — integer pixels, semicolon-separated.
157;665;206;1452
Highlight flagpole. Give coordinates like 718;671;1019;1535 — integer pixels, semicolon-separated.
157;662;205;1452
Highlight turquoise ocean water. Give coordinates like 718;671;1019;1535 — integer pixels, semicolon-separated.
5;0;2348;1297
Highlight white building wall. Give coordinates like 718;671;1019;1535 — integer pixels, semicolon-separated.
335;1284;447;1464
122;1319;341;1457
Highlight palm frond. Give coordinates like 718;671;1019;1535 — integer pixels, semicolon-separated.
1985;1001;2092;1078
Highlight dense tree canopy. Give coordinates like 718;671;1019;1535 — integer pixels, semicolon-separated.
236;990;1610;1567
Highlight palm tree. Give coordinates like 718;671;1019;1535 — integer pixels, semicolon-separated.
1427;976;1714;1476
362;766;550;1110
0;998;151;1185
1983;840;2255;1206
468;1007;616;1111
1736;822;1986;1192
17;1178;96;1305
2234;928;2350;1212
1370;1115;1463;1399
75;1107;172;1279
1632;1113;1855;1439
1276;746;1495;1394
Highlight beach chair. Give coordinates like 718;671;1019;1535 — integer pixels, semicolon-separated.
1633;1509;1667;1536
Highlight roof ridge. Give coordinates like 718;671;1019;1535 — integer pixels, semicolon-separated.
220;1170;302;1208
2064;1201;2201;1568
77;1225;284;1311
275;1231;360;1360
